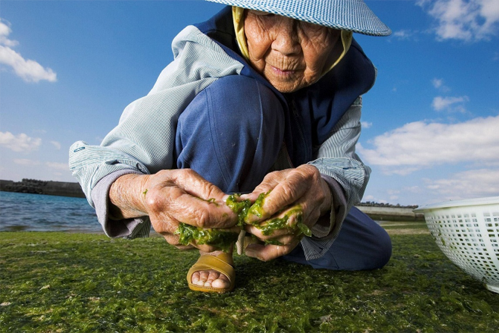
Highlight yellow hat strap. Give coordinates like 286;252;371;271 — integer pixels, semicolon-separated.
233;7;250;59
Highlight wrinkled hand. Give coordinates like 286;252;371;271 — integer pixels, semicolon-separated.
242;165;332;261
109;169;238;252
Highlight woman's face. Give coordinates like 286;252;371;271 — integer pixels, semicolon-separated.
244;10;341;93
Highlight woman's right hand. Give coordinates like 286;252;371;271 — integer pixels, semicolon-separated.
109;169;238;251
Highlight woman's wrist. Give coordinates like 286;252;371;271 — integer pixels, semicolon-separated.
109;173;150;219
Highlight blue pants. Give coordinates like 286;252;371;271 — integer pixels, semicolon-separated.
175;75;391;270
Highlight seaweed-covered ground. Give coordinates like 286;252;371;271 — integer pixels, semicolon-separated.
1;223;498;332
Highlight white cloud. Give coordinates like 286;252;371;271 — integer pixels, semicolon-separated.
432;78;444;89
431;95;468;112
431;79;464;112
417;0;499;41
363;195;376;202
393;30;414;40
0;21;18;47
0;18;57;83
357;115;499;174
432;78;451;92
405;186;424;194
387;189;401;196
14;159;41;166
362;194;388;204
361;121;373;129
0;46;57;83
46;162;69;171
425;168;499;199
0;131;42;152
50;141;61;150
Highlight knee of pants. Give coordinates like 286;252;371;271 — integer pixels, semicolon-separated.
282;209;393;271
370;228;392;269
176;75;286;192
320;228;392;271
200;75;285;137
345;208;393;270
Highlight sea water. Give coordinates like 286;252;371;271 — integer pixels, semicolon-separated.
0;191;102;233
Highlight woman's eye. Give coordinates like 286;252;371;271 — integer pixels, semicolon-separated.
250;10;274;17
300;21;323;32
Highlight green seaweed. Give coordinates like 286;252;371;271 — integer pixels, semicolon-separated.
206;198;218;206
263;239;284;246
255;206;312;238
258;214;289;236
1;228;499;332
225;194;253;226
243;192;267;223
175;193;262;251
176;192;311;251
175;223;238;252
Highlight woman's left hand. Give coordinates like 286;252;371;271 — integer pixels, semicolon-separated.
242;164;332;261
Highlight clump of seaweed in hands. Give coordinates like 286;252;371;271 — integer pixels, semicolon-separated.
175;192;311;254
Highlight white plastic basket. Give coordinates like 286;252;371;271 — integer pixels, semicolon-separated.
414;196;499;293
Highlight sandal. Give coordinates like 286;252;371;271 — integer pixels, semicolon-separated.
187;252;235;293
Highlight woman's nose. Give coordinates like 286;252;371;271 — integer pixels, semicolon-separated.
272;18;301;55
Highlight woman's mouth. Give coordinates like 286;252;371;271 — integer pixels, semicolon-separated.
270;65;298;77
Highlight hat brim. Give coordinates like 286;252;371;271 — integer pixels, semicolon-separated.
206;0;391;36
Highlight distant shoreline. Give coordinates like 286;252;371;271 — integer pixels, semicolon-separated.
0;179;85;198
356;205;425;222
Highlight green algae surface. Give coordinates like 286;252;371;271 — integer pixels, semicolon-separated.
1;225;499;332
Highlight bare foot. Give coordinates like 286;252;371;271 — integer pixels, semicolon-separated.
191;250;233;289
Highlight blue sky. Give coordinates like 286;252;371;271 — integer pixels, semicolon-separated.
1;0;498;206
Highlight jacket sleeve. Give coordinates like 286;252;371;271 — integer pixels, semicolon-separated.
301;97;370;260
308;96;371;211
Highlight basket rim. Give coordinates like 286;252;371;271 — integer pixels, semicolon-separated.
413;196;499;213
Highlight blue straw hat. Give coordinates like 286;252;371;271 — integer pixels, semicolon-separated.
206;0;391;36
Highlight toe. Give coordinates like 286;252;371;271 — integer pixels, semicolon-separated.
195;270;209;286
204;270;220;287
211;279;229;289
207;270;218;282
191;271;200;284
211;273;230;289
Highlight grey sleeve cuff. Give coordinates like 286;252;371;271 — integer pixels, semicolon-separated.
310;175;347;239
91;170;151;239
300;175;348;261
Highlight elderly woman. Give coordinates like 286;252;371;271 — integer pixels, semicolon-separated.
69;0;392;293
